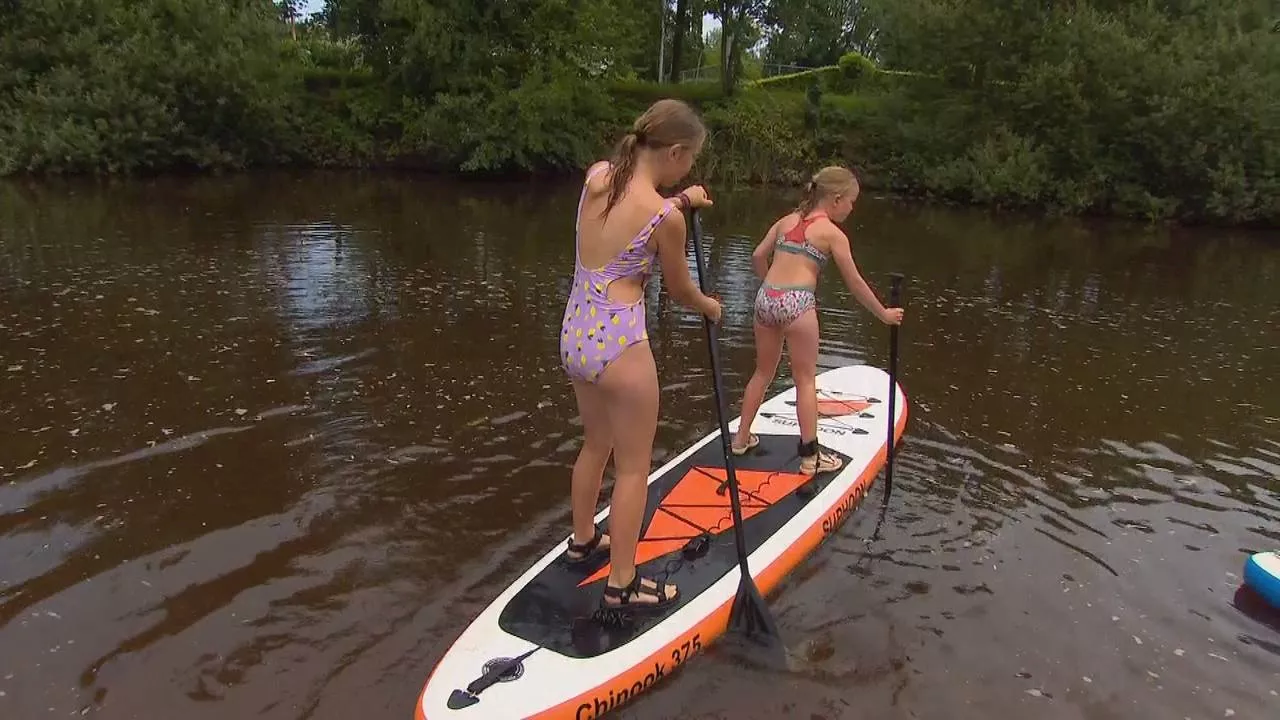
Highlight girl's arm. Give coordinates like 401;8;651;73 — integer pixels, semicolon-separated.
653;208;720;318
827;227;893;322
751;219;781;279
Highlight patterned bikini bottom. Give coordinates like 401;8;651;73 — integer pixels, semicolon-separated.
753;283;816;328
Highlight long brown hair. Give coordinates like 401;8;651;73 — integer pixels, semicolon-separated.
603;99;707;218
796;166;859;215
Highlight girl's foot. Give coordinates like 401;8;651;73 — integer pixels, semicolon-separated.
798;439;842;475
602;570;679;609
565;529;610;564
731;432;759;455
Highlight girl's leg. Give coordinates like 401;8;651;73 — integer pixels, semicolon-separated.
784;306;842;474
567;379;613;558
734;317;784;451
598;342;675;604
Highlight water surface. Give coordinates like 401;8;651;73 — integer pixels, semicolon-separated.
0;172;1277;719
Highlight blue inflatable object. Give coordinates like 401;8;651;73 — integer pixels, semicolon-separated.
1244;551;1280;610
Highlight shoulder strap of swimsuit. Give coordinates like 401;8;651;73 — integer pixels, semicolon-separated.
781;210;829;243
574;163;612;264
576;163;611;231
630;200;676;251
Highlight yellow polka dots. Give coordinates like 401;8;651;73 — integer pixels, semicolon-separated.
560;203;671;383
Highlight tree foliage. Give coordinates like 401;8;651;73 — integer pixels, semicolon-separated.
1;0;295;173
866;0;1279;223
760;0;878;68
0;0;1274;224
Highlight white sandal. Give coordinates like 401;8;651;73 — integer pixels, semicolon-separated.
731;433;759;455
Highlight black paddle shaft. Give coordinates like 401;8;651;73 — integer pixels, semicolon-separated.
884;273;905;497
688;210;754;579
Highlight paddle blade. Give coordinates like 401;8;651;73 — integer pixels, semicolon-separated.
722;574;788;670
729;577;779;638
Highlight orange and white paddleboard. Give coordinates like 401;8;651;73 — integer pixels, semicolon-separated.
414;363;908;719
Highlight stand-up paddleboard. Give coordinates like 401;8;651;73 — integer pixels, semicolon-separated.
414;363;908;720
1244;551;1280;610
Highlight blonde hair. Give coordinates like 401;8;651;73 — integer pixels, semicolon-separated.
796;166;859;215
604;99;707;217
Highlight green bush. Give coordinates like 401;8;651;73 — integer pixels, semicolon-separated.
0;0;296;174
867;0;1278;225
409;75;619;173
837;52;876;80
607;80;727;108
286;83;391;168
301;67;378;92
699;90;814;184
750;67;838;92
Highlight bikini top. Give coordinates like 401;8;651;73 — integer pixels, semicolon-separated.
774;212;831;266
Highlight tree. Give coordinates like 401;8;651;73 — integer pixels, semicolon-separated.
761;0;877;69
276;0;301;39
710;0;765;94
0;0;295;174
669;0;690;82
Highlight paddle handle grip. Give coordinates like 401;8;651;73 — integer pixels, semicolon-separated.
889;272;903;307
691;211;711;293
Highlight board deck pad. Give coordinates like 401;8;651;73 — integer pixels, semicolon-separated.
497;434;852;659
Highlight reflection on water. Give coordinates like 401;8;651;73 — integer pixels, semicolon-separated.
0;172;1277;719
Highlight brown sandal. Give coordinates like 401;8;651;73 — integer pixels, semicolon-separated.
601;571;680;611
564;529;609;565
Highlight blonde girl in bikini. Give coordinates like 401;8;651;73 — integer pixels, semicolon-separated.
731;166;904;474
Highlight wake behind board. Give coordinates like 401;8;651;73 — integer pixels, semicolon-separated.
415;363;908;720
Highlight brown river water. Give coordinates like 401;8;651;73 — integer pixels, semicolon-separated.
0;172;1277;719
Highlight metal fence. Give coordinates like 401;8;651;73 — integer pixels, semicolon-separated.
677;63;816;83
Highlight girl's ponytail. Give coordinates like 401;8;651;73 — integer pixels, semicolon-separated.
603;130;643;219
797;166;859;216
795;176;819;215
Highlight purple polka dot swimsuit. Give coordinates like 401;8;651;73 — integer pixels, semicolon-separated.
560;164;675;384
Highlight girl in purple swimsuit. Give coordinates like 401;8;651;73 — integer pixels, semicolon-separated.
731;166;905;474
559;99;720;611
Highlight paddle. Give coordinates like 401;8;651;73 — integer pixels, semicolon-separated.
687;208;785;658
883;273;905;503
